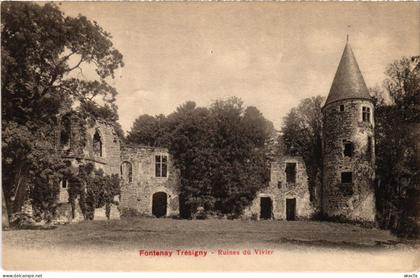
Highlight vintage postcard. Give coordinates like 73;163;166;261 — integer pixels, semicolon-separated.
1;1;419;274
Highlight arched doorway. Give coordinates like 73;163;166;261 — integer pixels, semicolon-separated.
260;197;272;220
152;192;167;218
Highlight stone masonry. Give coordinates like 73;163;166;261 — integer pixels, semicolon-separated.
321;41;376;222
52;40;377;223
244;156;314;220
322;99;375;221
56;118;121;221
119;145;180;217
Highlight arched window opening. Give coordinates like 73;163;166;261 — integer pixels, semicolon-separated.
121;161;133;183
60;115;71;149
93;130;103;157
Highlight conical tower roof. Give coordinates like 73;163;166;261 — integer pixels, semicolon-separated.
324;41;371;107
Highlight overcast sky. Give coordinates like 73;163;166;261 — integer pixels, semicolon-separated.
59;2;420;133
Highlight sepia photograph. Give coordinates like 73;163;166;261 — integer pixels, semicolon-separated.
1;1;419;274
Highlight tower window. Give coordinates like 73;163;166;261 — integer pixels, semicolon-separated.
155;155;168;177
61;178;68;189
277;181;282;189
341;172;353;184
343;140;354;157
362;106;371;122
285;163;296;184
340;104;344;112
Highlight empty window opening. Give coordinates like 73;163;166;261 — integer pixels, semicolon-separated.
362;106;371;122
121;161;133;182
155;155;168;177
343;140;354;157
277;181;282;189
60;116;71;149
341;172;353;184
289;144;297;156
61;179;68;189
93;130;103;157
340;104;345;112
285;163;297;184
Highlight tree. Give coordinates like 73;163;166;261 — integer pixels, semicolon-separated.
79;101;125;140
2;2;123;126
281;96;324;208
126;114;169;147
66;163;120;220
375;56;419;238
1;2;124;221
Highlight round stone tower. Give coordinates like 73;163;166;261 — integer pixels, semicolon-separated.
322;40;376;222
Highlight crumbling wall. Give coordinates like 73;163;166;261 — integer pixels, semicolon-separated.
120;145;180;217
56;119;122;223
244;156;314;220
83;121;121;175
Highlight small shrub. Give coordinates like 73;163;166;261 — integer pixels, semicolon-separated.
251;213;258;221
226;213;237;220
194;206;207;220
9;212;36;228
393;217;419;239
314;213;377;228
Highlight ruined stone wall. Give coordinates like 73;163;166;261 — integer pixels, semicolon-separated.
120;145;180;217
83;121;121;175
58;117;121;175
244;156;314;220
322;99;375;222
56;119;122;222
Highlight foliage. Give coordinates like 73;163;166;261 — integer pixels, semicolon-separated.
375;56;420;238
126;114;170;147
127;97;274;218
68;163;121;220
1;2;123;126
2;121;66;221
281;96;324;206
1;2;124;221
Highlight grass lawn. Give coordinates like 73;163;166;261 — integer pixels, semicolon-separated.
2;218;419;272
2;218;405;250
